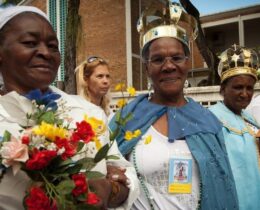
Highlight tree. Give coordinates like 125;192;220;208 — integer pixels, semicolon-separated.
180;0;220;85
64;0;80;94
0;0;22;5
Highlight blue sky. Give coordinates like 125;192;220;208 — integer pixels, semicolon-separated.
183;0;260;15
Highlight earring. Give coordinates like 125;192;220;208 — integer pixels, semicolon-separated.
184;79;189;88
147;78;153;100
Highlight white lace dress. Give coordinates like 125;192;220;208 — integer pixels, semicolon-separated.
129;126;200;210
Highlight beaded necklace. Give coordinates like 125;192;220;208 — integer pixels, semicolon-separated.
133;146;160;210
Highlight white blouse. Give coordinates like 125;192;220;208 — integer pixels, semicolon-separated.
129;126;200;210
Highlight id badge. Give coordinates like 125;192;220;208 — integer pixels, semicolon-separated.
168;157;192;194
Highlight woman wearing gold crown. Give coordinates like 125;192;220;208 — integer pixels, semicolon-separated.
209;44;260;210
110;1;238;210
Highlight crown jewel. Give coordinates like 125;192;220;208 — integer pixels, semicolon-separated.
218;44;259;83
137;1;198;57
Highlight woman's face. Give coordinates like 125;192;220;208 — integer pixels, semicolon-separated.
0;13;60;94
86;64;110;99
221;75;256;115
146;37;189;101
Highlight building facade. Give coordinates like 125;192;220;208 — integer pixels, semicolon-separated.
18;0;260;90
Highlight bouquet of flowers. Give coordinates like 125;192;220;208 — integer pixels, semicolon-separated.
0;89;110;210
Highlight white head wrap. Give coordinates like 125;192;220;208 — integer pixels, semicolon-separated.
0;5;49;31
0;6;49;88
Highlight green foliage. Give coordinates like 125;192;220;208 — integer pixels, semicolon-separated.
94;144;109;163
0;0;23;6
56;180;75;195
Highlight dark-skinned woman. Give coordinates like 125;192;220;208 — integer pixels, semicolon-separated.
0;6;138;210
109;1;238;210
209;44;260;210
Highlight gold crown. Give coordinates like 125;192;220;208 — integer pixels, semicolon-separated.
137;1;198;57
218;44;259;83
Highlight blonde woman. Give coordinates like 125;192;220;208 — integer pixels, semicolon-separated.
76;56;111;115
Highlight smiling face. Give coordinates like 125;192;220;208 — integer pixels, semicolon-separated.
85;64;111;101
221;75;256;115
146;37;189;105
0;12;60;94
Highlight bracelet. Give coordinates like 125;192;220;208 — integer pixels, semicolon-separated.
109;180;121;202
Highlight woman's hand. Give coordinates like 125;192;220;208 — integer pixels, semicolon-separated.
88;178;112;210
106;165;130;208
106;165;129;187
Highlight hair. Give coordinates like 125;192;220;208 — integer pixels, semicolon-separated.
75;58;111;115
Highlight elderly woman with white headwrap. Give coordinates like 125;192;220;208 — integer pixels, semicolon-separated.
0;5;139;210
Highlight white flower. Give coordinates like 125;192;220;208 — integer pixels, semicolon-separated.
57;147;65;155
47;143;57;151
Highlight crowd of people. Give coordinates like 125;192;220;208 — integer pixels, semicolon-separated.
0;1;260;210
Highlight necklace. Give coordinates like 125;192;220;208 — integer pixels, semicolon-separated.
133;147;157;210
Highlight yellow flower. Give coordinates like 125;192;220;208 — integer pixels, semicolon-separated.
93;136;102;150
117;99;127;108
32;121;68;141
84;115;106;136
127;86;136;96
124;129;141;141
144;135;152;144
124;130;134;141
114;83;125;91
133;129;141;138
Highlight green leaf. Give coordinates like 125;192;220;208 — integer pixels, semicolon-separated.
65;164;83;174
77;141;85;152
115;110;122;122
85;171;104;179
77;157;96;171
50;156;64;167
2;131;11;142
106;155;120;160
56;196;75;210
50;173;70;178
56;180;75;195
76;193;87;202
37;111;55;124
94;144;109;163
76;204;99;210
109;127;119;141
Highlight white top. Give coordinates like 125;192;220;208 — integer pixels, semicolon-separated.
0;87;139;210
129;126;200;210
246;94;260;126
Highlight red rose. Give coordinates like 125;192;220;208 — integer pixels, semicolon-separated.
72;120;95;143
25;187;57;210
70;132;80;142
26;149;57;170
72;173;88;196
86;192;100;205
55;137;77;160
21;135;30;145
